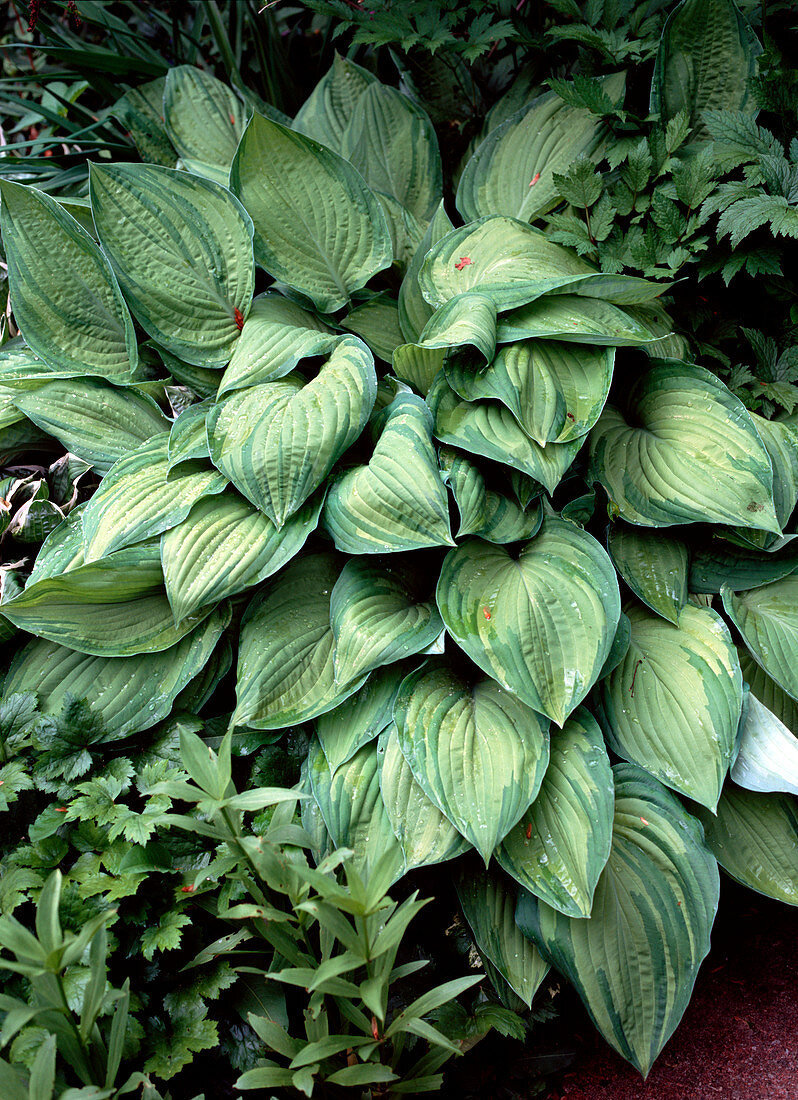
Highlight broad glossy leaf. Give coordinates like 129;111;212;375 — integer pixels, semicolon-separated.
498;708;614;918
323;394;453;553
496;294;656;346
316;664;406;772
233;552;366;729
445;340;613;445
168;401;211;470
739;649;798;732
0;182;137;379
730;695;798;796
456;864;549;1006
164;65;248;184
589;362;780;532
342;293;404;362
374;189;425;271
695;785;797;905
394;660;550;862
112;76;176;166
392;344;445;397
378;724;470;872
722;576;798;700
608;525;688;624
330;559;442;684
81;436;227;561
428;374;583;495
293;53;376;151
162;488;323;623
689;536;798;593
439;447;543;544
90;162;254;366
741;414;798;549
517;765;719;1076
27;506;86;585
417;293;497;365
230;113;391;312
5;606;229;738
209;338;376;526
341;83;442;221
398;201;454;342
602;602;742;809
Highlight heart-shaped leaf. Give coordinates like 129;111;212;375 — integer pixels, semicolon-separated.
608;525;689;624
730;694;798;796
417;293;497;365
722;575;798;700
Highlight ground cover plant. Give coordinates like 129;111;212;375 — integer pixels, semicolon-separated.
0;0;797;1097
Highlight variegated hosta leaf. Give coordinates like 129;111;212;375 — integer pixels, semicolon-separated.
90;162;254;366
378;724;471;872
329;559;443;684
731;695;798;796
416;293;498;365
601;602;742;809
517;764;719;1076
398;201;454;342
437;518;621;725
0;181;137;378
393;660;550;862
599;610;632;680
445;340;614;446
495;294;656;346
439;447;543;544
456;76;624;223
5;605;229;738
323;394;453;554
739;649;798;732
341;83;442;221
230;113;391;313
428;374;583;495
589;362;780;532
342;293;405;362
309;739;404;882
608;524;688;625
293;52;376;152
111;76;176;167
695;785;797;906
374;190;425;272
168;401;212;470
208;338;376;527
498;707;614;918
163;64;248;184
233;552;366;729
455;863;549;1007
0;541;210;656
738;414;798;549
316;664;406;773
392;344;446;398
218;292;341;396
26;506;86;584
722;576;798;700
12;379;170;476
419;216;668;312
162;488;323;623
81;435;227;561
689;535;798;593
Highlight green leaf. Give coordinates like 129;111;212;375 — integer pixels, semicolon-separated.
164;64;248;184
739;649;798;733
517;764;719;1076
399;201;454;343
694;784;797;905
90;162;254;366
722;576;798;700
343;293;405;362
293;53;376;152
436;518;620;725
230;113;391;313
608;525;688;625
0;182;137;379
393;659;549;862
439;447;543;544
742;413;798;548
209;338;376;526
496;295;657;347
112;76;177;167
731;694;798;796
323;394;454;553
589;361;780;533
417;293;498;365
456;863;549;1007
498;707;614;918
233;551;365;729
601;602;742;810
689;536;798;594
316;663;405;772
392;343;446;398
167;400;212;470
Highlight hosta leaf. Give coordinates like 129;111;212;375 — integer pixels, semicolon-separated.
81;436;227;561
722;576;798;700
230;113;391;313
496;295;656;347
323;394;453;553
428;374;583;495
417;293;497;365
0;182;137;379
12;379;170;476
5;606;229;738
456;864;548;1007
378;724;470;872
608;525;688;624
90;162;254;366
393;660;550;862
164;65;248;184
445;340;614;446
233;552;366;729
517;765;719;1076
341;83;442;221
309;740;404;881
589;362;780;532
27;506;86;584
342;293;404;362
689;536;798;593
739;650;798;732
218;293;340;396
498;707;614;918
392;344;446;398
437;519;620;725
741;414;798;549
601;602;742;809
112;76;176;167
316;664;406;772
168;401;212;470
162;489;323;623
695;785;797;905
293;53;376;152
730;695;798;796
209;338;376;526
330;559;443;684
398;201;454;343
375;189;425;271
439;447;543;544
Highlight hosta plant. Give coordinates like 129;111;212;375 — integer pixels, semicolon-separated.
1;11;798;1091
